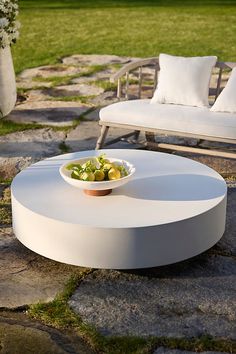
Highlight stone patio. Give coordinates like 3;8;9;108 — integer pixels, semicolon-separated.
0;54;235;353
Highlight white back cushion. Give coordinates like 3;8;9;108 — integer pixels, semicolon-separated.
211;67;236;113
151;53;217;107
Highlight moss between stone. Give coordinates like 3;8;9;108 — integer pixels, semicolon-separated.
28;271;89;326
27;271;236;354
92;80;118;92
32;75;78;86
17;86;50;95
31;65;108;87
93;78;142;92
0;178;12;184
58;141;71;154
0;119;77;136
0;119;45;136
225;175;236;181
47;95;96;104
0;186;12;226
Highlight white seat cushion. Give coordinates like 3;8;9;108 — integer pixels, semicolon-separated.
100;99;236;140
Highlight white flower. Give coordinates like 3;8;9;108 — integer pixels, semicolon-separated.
0;0;19;48
0;18;9;28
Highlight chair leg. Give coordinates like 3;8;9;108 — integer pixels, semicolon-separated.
133;130;141;142
145;131;155;143
95;125;109;150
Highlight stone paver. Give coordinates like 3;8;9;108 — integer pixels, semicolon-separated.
62;54;137;66
83;108;100;121
0;156;35;180
0;228;84;308
213;182;236;256
65;121;100;152
154;348;227;354
71;67;116;84
89;90;118;106
7;101;90;126
0;312;94;354
51;83;104;97
177;153;236;176
69;254;236;338
66;121;143;151
18;64;86;80
0;128;65;158
0;128;66;179
16;79;52;90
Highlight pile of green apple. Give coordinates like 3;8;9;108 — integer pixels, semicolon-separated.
66;155;128;182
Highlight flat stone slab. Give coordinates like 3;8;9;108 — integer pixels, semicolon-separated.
62;54;138;66
7;101;90;126
0;227;84;308
18;64;86;80
50;83;104;97
20;89;54;102
0;156;36;180
177;153;236;176
154;348;228;354
0;312;94;354
0;128;66;179
214;182;236;256
83;108;100;121
89;91;118;106
71;67;116;84
65;120;143;151
0;128;65;158
69;254;236;338
16;79;53;90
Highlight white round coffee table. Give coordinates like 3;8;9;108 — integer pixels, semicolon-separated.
11;149;227;269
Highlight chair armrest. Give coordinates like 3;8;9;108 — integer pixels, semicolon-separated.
110;57;159;99
110;57;159;82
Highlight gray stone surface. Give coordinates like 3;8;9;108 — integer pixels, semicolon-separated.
0;227;84;308
0;156;35;180
21;89;53;102
18;64;86;79
65;121;100;151
177;153;236;176
155;134;198;147
0;312;94;354
61;54;137;66
8;101;90;126
154;348;227;354
71;67;116;84
66;121;142;151
0;128;66;179
89;90;118;106
16;79;52;89
51;83;104;97
69;254;236;338
0;128;65;158
83;108;100;121
213;182;236;256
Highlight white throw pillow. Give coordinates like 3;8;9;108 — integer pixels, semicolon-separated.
151;53;217;107
210;67;236;113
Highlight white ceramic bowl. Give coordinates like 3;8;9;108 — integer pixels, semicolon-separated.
59;157;135;195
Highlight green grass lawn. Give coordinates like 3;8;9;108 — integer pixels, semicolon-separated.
13;0;236;74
